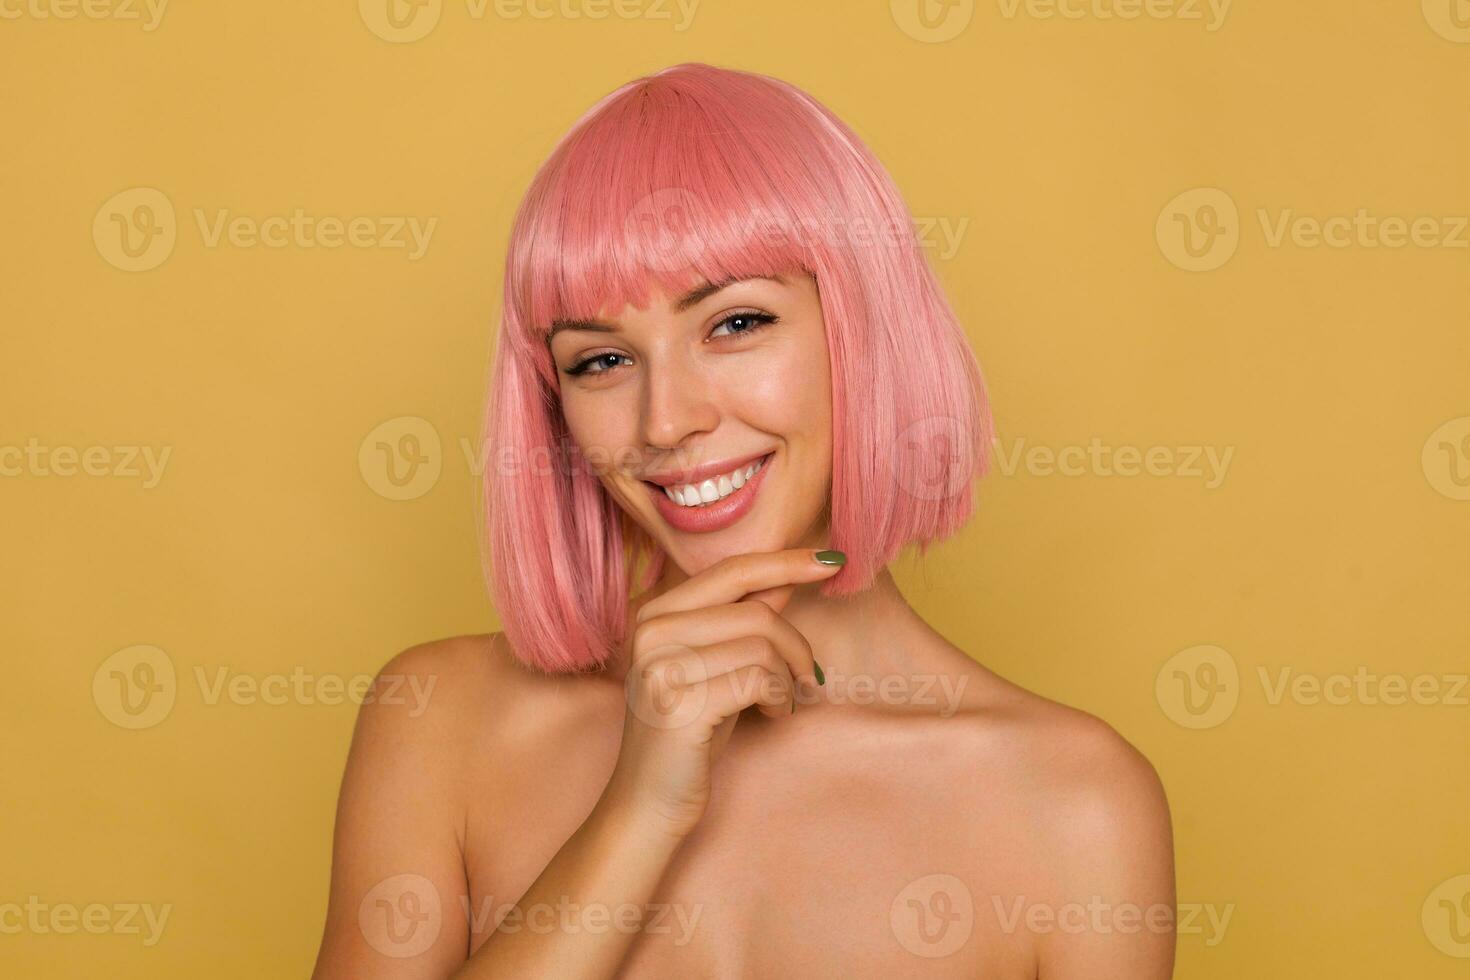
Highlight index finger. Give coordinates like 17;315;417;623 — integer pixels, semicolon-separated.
635;549;846;624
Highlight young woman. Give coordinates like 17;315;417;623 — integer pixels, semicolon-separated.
312;63;1175;979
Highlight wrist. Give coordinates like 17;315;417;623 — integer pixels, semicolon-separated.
594;774;697;848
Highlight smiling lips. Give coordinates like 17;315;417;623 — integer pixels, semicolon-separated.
643;452;773;534
658;456;767;508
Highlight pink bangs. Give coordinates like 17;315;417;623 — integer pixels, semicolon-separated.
485;63;994;674
503;65;863;378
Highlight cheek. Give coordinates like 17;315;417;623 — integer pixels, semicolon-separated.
559;391;639;476
724;337;832;449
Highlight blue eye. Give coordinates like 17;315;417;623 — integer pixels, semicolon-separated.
709;311;778;339
563;311;778;377
565;351;631;377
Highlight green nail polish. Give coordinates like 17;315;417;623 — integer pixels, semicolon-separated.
813;550;846;566
813;660;826;686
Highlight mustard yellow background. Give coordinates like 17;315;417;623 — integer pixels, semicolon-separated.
3;0;1468;976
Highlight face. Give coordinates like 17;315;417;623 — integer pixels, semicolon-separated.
548;272;833;577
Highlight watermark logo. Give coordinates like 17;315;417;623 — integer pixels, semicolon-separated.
1162;188;1470;270
93;647;435;729
1155;644;1238;729
891;873;974;958
1422;416;1470;501
891;416;975;503
1423;0;1470;43
94;190;437;270
359;0;443;41
1157;187;1239;272
359;416;443;500
623;644;710;730
1158;651;1464;723
623;188;708;275
94;187;177;273
1424;874;1470;957
891;0;976;43
359;874;442;958
92;645;177;730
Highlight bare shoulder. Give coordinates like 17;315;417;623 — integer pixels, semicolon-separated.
340;634;530;809
363;631;612;747
360;632;526;739
314;635;610;974
937;660;1175;972
359;632;626;788
942;657;1172;854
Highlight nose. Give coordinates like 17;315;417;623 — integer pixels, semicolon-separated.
640;351;719;451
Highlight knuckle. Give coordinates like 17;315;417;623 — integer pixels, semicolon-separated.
639;660;678;690
738;599;779;627
746;636;781;670
630;618;660;652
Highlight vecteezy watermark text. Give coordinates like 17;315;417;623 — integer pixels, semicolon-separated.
461;895;702;943
992;436;1235;489
94;188;437;272
0;897;171;946
0;0;168;30
358;0;700;43
92;645;438;730
0;439;171;488
991;896;1233;947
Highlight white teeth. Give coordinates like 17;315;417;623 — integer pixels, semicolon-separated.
664;455;768;508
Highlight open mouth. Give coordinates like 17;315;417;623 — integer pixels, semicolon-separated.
642;451;774;533
650;454;770;509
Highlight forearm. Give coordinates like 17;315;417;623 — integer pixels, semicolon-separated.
451;786;686;980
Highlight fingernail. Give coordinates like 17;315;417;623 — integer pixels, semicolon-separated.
813;550;846;566
813;660;826;686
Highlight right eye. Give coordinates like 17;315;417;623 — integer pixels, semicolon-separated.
565;351;632;377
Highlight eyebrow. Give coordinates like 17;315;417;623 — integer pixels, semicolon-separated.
545;274;783;345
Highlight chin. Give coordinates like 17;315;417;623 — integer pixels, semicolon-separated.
658;510;823;577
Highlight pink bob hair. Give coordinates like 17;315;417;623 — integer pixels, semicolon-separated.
483;62;993;674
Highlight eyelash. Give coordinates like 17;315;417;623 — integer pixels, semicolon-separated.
563;311;779;377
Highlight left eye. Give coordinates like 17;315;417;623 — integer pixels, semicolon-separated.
709;311;777;339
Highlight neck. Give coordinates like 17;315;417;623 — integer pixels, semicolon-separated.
777;565;932;678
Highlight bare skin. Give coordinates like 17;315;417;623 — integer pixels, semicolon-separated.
311;275;1175;978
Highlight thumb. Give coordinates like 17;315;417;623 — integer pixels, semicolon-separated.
711;712;739;756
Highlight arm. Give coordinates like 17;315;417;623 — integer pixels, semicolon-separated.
310;644;473;979
1034;719;1177;979
450;776;686;979
309;641;689;980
